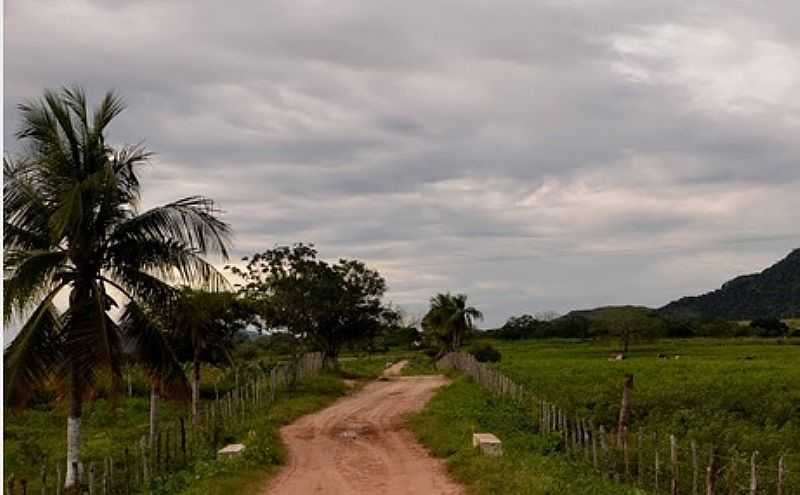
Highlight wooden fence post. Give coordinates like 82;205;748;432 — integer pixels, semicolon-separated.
706;447;719;495
655;436;660;493
691;440;698;495
7;474;15;495
583;419;591;463
670;435;679;495
88;462;96;495
749;451;758;495
591;421;598;470
637;430;644;486
617;374;634;446
140;437;149;487
40;465;47;495
600;425;609;479
623;433;630;481
728;454;738;495
72;462;80;489
20;479;27;495
180;417;187;464
57;464;62;495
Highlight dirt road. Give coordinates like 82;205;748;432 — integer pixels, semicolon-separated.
264;361;463;495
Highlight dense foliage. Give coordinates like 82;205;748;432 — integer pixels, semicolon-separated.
660;248;800;319
468;341;502;362
228;243;394;368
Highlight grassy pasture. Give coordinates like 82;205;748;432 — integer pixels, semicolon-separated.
411;376;640;494
490;338;800;470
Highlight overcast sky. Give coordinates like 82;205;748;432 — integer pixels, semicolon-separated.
5;1;800;327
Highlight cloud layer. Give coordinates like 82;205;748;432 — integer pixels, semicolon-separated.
6;0;800;325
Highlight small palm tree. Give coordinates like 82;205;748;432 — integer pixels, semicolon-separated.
120;301;189;449
4;87;230;489
422;293;483;356
166;288;247;425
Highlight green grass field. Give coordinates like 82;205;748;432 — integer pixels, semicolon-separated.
487;338;800;470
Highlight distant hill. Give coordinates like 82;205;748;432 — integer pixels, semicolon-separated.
660;249;800;320
566;305;657;322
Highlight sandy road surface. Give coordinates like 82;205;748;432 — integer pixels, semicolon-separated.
263;362;463;495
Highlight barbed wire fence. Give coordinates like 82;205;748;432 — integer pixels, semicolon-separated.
6;352;324;495
437;352;796;494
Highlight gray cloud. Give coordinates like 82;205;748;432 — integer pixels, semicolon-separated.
6;0;800;326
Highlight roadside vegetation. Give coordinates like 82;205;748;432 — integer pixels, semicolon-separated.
410;376;640;495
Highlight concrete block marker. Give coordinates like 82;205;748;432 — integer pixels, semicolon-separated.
218;443;246;458
472;433;503;457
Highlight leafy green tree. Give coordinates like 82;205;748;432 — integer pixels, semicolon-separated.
3;87;230;489
229;243;388;369
422;293;483;356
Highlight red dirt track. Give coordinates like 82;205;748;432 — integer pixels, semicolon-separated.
263;361;464;494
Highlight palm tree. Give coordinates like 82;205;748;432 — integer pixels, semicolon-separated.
422;293;483;356
166;288;246;425
4;87;230;490
120;301;190;449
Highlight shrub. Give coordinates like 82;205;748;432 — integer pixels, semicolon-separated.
750;318;789;337
468;341;502;363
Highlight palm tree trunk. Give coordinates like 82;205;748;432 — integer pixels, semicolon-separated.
65;363;83;490
149;382;161;449
192;357;201;425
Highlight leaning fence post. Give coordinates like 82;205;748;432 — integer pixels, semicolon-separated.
706;446;719;495
56;464;62;495
777;455;785;495
749;451;758;495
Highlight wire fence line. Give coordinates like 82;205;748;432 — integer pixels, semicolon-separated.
6;352;324;495
437;352;797;495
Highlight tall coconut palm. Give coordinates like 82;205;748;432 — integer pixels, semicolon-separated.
422;293;483;356
3;87;230;489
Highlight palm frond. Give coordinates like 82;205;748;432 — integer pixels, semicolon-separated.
120;302;190;400
4;249;69;322
110;196;232;259
4;288;65;408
